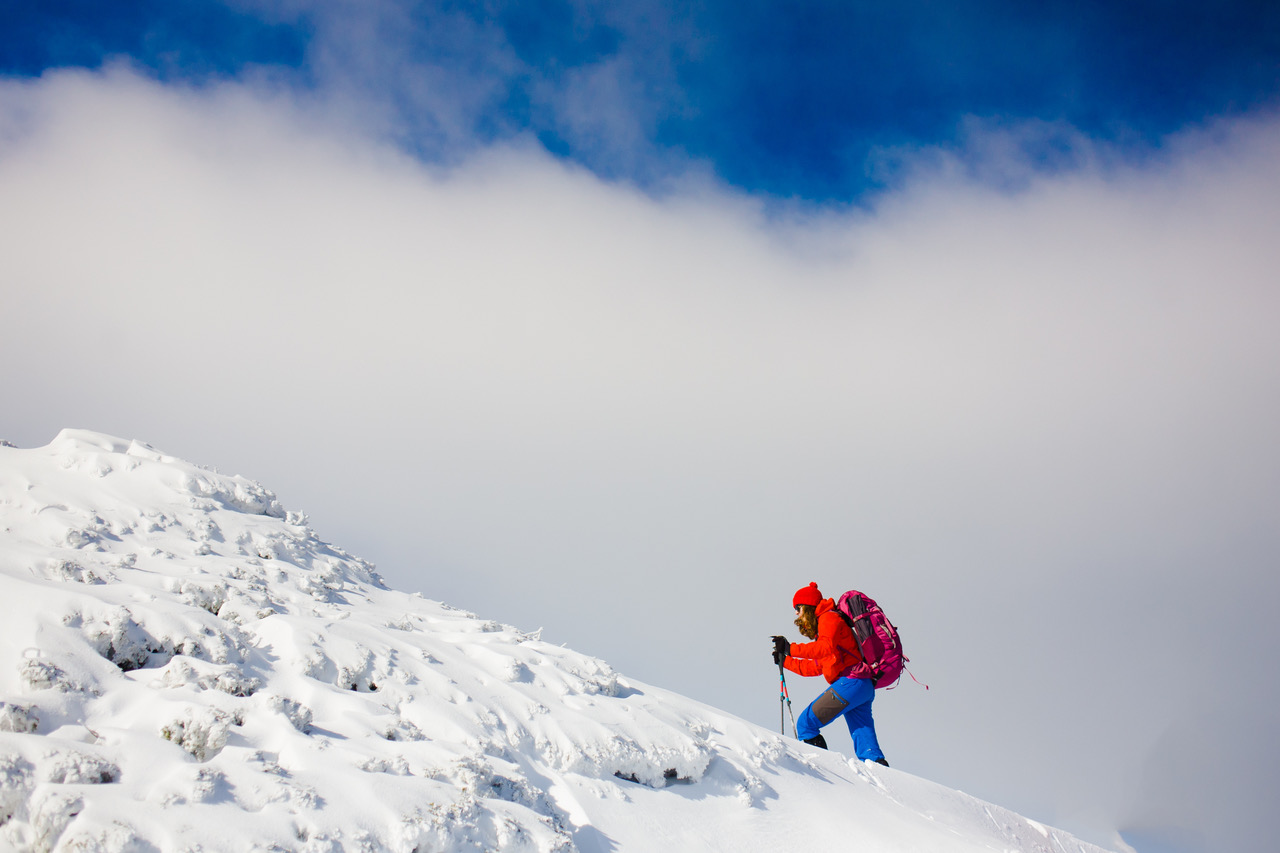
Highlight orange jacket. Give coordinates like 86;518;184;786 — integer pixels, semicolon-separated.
784;598;863;684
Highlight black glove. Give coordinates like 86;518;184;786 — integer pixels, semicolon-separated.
771;635;790;666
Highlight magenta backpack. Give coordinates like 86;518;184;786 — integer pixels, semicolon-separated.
834;590;906;689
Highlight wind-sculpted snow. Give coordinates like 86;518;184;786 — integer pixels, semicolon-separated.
0;430;1117;852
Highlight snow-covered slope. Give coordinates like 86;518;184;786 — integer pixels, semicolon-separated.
0;430;1115;853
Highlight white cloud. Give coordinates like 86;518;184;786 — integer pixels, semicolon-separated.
2;67;1278;852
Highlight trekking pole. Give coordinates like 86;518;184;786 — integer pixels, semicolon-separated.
777;662;797;738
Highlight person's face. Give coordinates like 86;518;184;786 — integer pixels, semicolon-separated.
794;605;818;639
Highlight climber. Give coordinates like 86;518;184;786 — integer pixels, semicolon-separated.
771;582;888;766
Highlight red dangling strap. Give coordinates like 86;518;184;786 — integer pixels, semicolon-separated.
883;664;930;691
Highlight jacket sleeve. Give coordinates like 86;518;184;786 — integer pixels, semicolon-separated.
782;650;823;677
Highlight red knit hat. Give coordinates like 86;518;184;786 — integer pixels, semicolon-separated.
792;582;823;610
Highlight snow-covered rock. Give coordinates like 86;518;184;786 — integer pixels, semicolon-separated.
0;430;1117;852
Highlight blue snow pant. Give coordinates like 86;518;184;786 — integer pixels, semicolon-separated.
796;676;885;762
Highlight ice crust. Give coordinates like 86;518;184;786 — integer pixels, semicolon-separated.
0;431;1117;852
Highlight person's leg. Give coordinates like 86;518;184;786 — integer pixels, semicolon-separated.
839;680;886;763
795;684;852;746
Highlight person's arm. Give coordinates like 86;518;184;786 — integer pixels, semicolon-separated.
782;652;823;677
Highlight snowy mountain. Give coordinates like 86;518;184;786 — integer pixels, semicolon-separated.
0;430;1116;853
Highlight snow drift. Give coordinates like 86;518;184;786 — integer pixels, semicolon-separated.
0;430;1115;852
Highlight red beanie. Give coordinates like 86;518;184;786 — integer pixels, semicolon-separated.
792;582;823;609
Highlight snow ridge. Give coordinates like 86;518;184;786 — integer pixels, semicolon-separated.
0;431;1116;852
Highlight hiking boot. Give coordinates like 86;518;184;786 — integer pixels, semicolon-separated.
802;734;828;750
874;758;889;767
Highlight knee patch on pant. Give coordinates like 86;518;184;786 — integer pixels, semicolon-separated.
811;687;850;726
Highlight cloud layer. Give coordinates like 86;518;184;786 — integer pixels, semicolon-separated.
3;67;1278;851
13;1;1280;200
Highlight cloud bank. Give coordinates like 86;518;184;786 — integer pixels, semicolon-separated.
2;67;1278;851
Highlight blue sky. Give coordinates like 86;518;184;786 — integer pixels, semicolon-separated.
5;1;1279;199
2;5;1280;853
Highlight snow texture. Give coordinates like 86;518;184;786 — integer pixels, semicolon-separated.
0;430;1118;852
